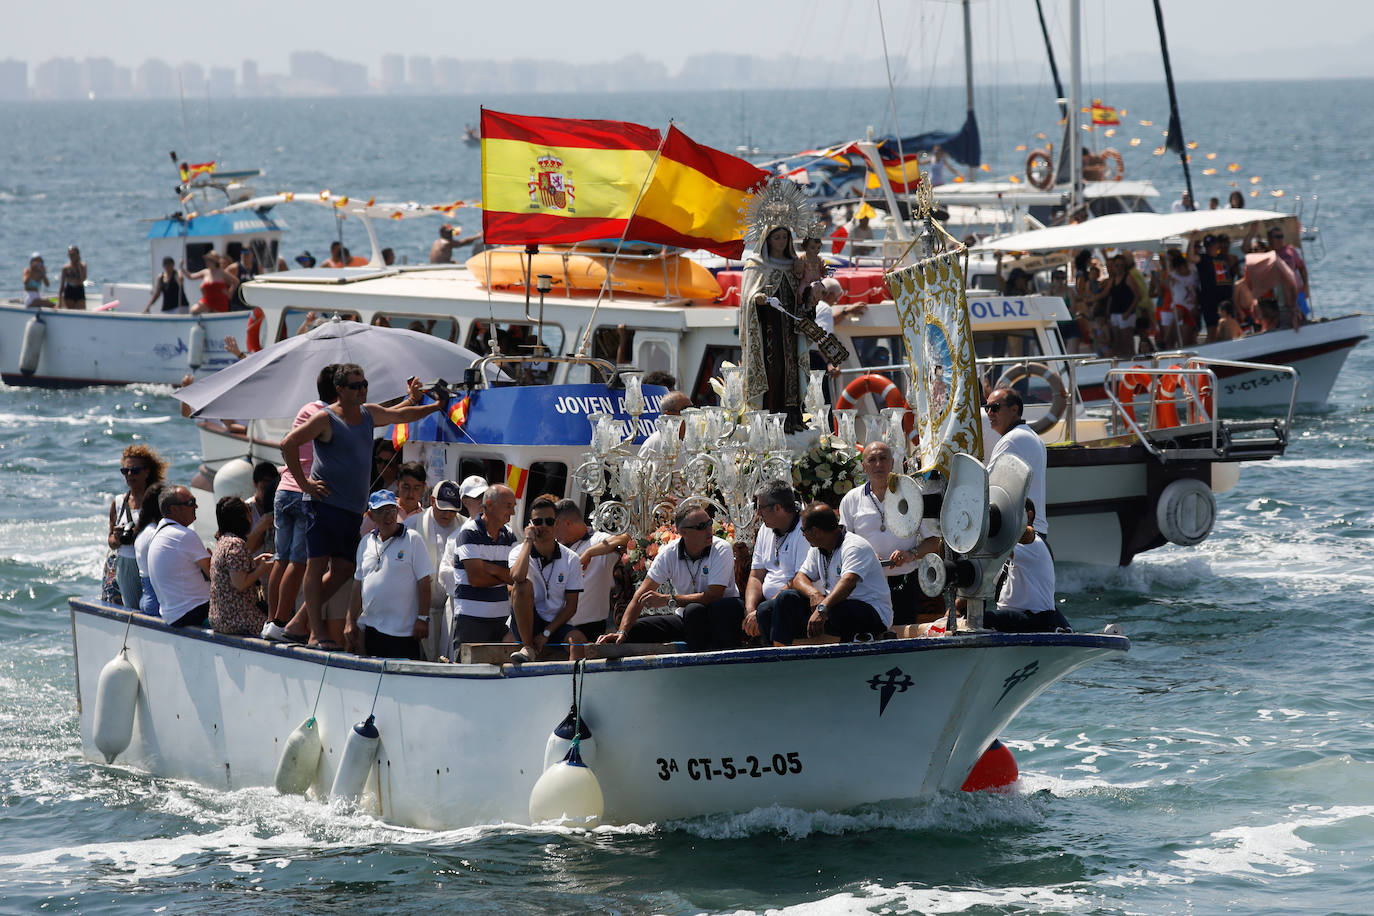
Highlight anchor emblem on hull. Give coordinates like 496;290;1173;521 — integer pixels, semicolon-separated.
868;667;914;716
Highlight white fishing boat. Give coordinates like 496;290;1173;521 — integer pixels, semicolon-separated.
0;166;276;387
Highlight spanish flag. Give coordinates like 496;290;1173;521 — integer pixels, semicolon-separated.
624;125;770;258
481;109;664;246
1090;101;1119;126
179;160;217;182
391;422;410;448
447;395;469;428
506;463;529;499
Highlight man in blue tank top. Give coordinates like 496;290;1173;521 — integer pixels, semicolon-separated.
280;363;443;649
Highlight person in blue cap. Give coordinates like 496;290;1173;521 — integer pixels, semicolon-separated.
346;489;432;659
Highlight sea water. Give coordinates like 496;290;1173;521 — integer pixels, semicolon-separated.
1;82;1372;914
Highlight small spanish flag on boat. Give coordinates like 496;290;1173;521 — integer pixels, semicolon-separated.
178;160;217;182
1090;101;1119;126
506;464;529;499
447;395;469;428
392;422;410;448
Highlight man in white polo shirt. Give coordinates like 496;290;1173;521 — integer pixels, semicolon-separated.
146;486;211;628
771;501;893;644
600;503;744;652
508;495;586;662
743;479;809;646
347;489;432;659
554;497;628;643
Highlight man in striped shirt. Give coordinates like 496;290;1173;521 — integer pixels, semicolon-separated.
440;484;518;654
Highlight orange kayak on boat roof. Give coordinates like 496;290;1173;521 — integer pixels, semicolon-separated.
466;247;723;302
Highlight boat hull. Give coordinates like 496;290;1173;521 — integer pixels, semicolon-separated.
0;305;249;387
1074;315;1368;410
71;599;1125;828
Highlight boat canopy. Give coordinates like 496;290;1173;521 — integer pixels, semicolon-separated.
934;179;1161;207
976;209;1293;254
145;211;286;240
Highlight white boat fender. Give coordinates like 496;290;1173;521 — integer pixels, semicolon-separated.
213;456;257;502
1155;477;1216;546
274;715;323;796
329;714;380;801
543;705;597;772
529;743;605;827
19;313;46;376
188;321;207;370
92;648;140;764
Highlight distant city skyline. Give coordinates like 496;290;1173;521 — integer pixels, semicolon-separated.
3;0;1372;102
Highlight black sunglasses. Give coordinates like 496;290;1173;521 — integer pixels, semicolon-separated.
530;516;556;527
984;402;1007;414
680;520;711;531
342;380;369;390
119;466;145;475
172;499;197;508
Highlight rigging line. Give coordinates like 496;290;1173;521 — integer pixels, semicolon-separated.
875;0;914;216
308;655;331;721
368;662;387;716
573;125;670;359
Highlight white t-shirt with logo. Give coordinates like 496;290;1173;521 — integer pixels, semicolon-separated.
646;536;739;614
355;527;433;637
510;541;584;622
750;518;808;599
798;530;893;628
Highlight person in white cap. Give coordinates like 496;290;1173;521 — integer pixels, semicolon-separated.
347;489;431;659
406;479;464;659
457;475;488;521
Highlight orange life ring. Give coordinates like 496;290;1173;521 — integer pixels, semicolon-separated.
1116;365;1152;423
246;307;264;353
1153;364;1187;428
1101;147;1125;181
1187;359;1213;423
1025;149;1054;190
836;373;914;436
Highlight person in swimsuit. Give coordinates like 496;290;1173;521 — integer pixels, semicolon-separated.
184;250;236;314
144;257;188;313
23;253;50;306
59;246;86;310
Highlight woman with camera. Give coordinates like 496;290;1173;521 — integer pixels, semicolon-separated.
106;445;167;609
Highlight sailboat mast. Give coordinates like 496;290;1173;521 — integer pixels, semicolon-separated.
961;0;975;183
1153;0;1195;210
1069;0;1082;213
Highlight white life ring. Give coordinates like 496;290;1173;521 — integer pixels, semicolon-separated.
993;362;1068;434
1155;477;1216;546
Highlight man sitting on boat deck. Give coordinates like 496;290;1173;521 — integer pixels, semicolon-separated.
146;486;211;628
346;489;432;659
508;495;587;663
279;365;445;650
599;503;745;652
637;390;691;461
554;498;629;644
839;442;943;626
743;480;809;646
440;483;519;654
767;502;894;645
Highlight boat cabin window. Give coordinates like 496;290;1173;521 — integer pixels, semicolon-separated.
277;307;362;342
521;462;569;522
222;239;280;272
589;326;674;376
184;243;214;273
849;334;910;391
466;321;565;384
372;313;459;342
972;330;1043;360
457;457;507;490
691;345;741;406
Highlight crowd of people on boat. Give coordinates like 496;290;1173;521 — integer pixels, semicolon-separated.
101;359;1064;661
1026;221;1309;359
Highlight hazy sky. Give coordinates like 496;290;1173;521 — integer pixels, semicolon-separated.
7;0;1371;81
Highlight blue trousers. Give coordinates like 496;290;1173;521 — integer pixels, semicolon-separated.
764;589;885;644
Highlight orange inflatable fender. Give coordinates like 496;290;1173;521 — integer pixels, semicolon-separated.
245;307;264;353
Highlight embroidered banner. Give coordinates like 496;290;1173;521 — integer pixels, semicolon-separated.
886;251;982;475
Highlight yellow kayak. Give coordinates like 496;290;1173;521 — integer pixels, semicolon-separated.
466;248;723;302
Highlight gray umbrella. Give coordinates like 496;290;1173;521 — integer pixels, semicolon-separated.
175;317;495;420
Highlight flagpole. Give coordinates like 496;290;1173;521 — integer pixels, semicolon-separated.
573;125;672;359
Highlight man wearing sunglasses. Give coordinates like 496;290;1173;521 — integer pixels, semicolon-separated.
983;387;1057;631
280;363;446;650
508;495;587;663
599;503;744;652
744;479;808;646
146;486;211;628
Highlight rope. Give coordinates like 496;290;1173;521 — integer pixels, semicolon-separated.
367;662;387;717
876;0;915;218
307;654;331;724
119;610;135;653
570;658;586;753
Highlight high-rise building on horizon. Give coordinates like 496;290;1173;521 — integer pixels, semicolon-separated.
381;53;404;92
136;58;175;97
408;55;433;92
209;66;235;99
242;59;259;96
33;57;82;99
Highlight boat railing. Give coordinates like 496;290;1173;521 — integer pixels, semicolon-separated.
467;352;619;389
